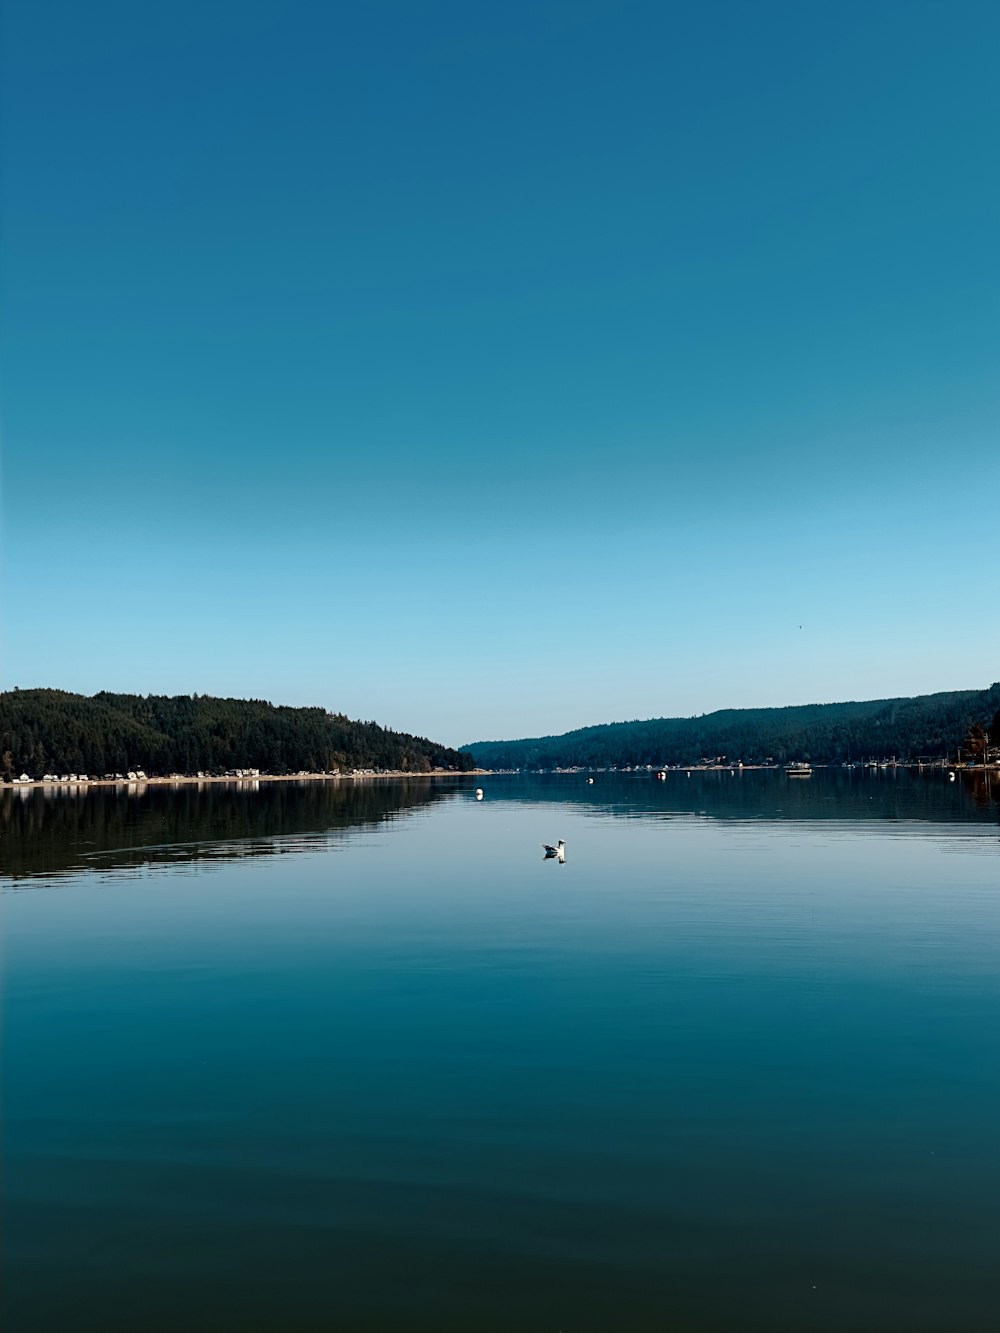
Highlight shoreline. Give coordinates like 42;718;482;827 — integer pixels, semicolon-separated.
3;770;489;791
5;764;998;792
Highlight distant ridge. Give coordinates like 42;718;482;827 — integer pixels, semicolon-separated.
463;685;1000;769
0;689;475;779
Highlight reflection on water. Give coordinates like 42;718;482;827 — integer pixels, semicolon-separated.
4;772;1000;1332
0;778;457;883
3;770;997;886
481;767;1000;826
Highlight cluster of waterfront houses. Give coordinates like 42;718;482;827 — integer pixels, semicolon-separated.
12;771;148;784
9;768;266;785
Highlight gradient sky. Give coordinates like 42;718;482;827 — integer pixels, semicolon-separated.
3;0;998;747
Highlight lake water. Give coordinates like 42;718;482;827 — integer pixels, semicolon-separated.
4;771;1000;1332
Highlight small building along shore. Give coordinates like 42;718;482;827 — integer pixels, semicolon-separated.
3;768;488;790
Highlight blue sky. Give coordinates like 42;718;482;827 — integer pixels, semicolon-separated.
3;0;998;746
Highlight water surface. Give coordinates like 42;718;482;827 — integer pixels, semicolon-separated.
4;772;1000;1331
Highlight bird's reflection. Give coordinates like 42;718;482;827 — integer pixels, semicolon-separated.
543;840;566;863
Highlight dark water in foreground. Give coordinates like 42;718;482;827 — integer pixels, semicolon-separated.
4;771;1000;1332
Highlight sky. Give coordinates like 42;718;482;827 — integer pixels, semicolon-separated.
2;0;998;748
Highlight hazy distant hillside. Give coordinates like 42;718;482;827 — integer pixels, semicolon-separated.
464;686;1000;769
0;689;475;778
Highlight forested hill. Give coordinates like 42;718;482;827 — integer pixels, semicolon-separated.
464;685;1000;770
0;690;475;778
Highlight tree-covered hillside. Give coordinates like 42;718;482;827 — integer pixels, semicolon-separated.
464;685;1000;769
0;690;475;778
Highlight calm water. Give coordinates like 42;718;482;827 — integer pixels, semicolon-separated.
4;771;1000;1332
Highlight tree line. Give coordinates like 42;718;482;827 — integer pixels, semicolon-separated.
0;689;475;779
463;685;1000;770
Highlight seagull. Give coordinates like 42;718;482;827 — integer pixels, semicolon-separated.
543;840;566;863
475;788;484;800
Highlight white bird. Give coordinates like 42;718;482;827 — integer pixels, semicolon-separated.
475;788;484;800
543;840;566;863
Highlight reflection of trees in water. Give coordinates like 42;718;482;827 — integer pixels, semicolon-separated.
0;780;462;883
485;770;1000;827
4;771;996;886
961;770;1000;815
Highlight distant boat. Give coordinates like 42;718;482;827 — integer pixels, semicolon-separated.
785;762;812;777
